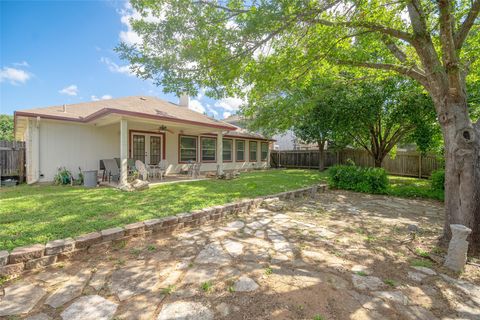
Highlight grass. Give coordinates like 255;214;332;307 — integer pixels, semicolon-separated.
410;258;433;268
387;176;444;201
161;285;175;295
384;279;397;287
0;169;326;251
201;281;213;292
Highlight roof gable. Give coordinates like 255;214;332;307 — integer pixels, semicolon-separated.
15;96;236;130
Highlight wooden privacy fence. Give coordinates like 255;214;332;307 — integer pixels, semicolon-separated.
0;141;26;182
270;149;443;178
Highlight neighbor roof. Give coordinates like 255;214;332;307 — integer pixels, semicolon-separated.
15;96;237;130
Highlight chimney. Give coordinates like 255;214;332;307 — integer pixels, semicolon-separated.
62;104;67;113
178;94;189;108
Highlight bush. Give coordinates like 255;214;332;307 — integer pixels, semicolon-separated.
328;165;389;194
430;169;445;191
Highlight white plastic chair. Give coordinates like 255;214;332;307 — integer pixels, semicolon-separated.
135;160;149;181
158;160;168;180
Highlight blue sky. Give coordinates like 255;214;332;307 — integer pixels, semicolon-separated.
0;0;241;118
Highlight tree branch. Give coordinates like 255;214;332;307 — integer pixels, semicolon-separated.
454;0;480;50
309;18;414;43
335;59;429;87
193;1;250;13
438;0;458;67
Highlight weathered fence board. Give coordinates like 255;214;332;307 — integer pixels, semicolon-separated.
0;140;26;182
271;149;442;178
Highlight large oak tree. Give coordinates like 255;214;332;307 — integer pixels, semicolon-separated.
118;0;480;253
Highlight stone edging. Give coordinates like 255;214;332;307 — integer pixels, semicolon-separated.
0;184;327;278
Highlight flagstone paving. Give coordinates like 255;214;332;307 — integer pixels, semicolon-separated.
1;190;479;319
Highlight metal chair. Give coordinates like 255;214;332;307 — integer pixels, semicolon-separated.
102;159;120;183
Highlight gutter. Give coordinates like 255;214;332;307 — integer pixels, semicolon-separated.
14;108;238;131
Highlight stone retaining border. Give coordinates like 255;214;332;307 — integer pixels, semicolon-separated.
0;184;327;278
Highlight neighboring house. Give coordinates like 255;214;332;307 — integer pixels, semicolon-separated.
223;115;317;151
14;96;273;184
271;130;319;151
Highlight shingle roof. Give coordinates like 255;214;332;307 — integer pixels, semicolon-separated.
15;96;236;130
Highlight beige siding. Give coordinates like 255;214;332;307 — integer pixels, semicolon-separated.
37;120;119;182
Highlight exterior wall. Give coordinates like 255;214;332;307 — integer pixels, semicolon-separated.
155;132;270;174
36;120;119;182
26;119;270;182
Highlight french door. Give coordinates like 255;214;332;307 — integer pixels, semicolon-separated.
131;132;163;165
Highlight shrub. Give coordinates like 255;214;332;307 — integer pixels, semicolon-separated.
328;165;389;194
430;169;445;191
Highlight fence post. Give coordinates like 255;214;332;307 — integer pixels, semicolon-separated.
418;154;422;178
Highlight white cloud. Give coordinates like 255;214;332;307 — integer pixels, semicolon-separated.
196;88;206;100
118;2;162;46
59;85;79;96
189;99;206;114
120;30;142;46
206;104;218;117
0;67;31;85
91;94;113;101
223;111;232;119
214;97;244;111
12;61;29;67
100;57;133;76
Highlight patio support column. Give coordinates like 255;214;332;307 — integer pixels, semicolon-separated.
217;132;223;175
120;119;128;185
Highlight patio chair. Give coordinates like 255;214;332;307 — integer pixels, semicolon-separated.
158;159;168;181
191;162;202;179
102;159;120;183
127;158;136;174
135;160;149;181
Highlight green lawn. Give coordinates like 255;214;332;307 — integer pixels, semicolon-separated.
387;176;444;201
0;169;442;251
0;169;327;251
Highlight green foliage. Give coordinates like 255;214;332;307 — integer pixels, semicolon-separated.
0;115;14;141
161;285;175;295
53;167;72;185
415;248;430;258
410;258;433;268
387;176;444;201
384;279;397;287
201;281;213;292
431;169;445;191
329;165;388;194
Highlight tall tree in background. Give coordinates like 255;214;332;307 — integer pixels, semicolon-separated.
118;0;480;252
0;115;14;141
337;77;438;167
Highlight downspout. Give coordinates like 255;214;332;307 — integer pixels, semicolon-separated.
35;116;40;183
28;116;41;184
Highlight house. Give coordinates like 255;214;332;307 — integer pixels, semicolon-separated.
14;96;273;184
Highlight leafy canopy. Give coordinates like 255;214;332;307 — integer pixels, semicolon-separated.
0;115;14;141
118;0;479;106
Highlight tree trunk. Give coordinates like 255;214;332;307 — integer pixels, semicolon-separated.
318;140;326;171
438;98;480;255
374;157;383;168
